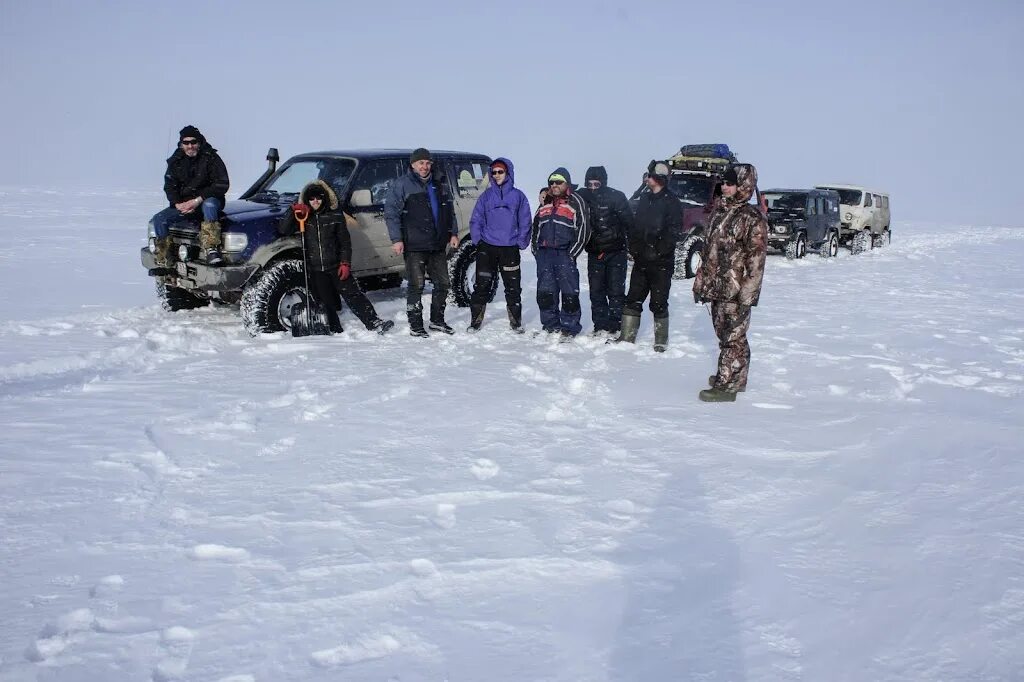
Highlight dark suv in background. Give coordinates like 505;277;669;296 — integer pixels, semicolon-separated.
763;188;841;258
141;148;492;334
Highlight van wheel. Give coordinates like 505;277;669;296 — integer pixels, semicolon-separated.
819;231;839;258
873;229;891;248
675;234;705;279
240;259;309;335
784;232;807;260
850;229;872;255
449;240;497;308
156;281;209;312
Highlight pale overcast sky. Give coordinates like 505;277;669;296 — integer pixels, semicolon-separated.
2;0;1021;224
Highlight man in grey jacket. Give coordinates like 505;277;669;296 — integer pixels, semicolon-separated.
385;148;460;337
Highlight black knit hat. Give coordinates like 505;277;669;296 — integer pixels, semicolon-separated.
722;166;739;185
179;125;202;142
304;184;327;203
410;148;432;164
647;160;669;185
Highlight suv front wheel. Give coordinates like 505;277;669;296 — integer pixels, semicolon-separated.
784;232;807;260
240;259;310;335
674;233;705;279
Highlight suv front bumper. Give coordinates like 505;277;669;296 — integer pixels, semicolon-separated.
140;247;256;293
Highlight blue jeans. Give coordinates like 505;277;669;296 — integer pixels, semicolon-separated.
587;249;627;333
535;248;581;335
151;198;222;238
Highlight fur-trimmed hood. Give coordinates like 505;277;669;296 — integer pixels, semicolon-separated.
299;179;339;211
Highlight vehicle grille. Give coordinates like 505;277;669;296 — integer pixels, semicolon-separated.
169;224;200;244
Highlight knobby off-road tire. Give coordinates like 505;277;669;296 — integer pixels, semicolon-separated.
819;231;839;258
674;234;705;279
850;229;872;255
873;229;891;248
449;240;498;308
156;280;209;312
784;232;807;260
240;259;309;336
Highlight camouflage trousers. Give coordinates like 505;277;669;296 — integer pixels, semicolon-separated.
711;301;752;392
199;220;222;250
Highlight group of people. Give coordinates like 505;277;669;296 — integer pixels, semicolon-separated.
151;128;767;402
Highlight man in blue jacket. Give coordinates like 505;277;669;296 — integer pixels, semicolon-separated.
385;148;460;337
530;167;591;337
467;157;532;332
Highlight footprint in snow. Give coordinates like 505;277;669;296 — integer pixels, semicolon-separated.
152;626;195;682
89;574;125;598
433;503;457;529
471;458;500;480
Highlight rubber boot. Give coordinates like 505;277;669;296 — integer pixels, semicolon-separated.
653;317;669;353
699;387;738;403
615;312;640;344
468;304;485;332
709;374;746;392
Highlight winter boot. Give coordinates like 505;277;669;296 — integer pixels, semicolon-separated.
615;312;641;344
373;319;395;335
148;237;176;276
408;307;428;338
429;320;455;335
709;374;746;392
507;306;524;333
468;304;486;332
200;220;223;266
699;387;738;403
653;317;669;353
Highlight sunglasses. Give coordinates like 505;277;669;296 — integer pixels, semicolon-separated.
722;180;737;186
490;169;506;176
548;180;566;186
181;139;200;146
308;196;324;202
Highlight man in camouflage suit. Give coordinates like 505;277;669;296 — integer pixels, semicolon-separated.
693;164;767;402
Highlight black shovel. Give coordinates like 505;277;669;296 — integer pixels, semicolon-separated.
289;207;331;337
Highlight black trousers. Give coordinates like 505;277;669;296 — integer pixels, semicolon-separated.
624;257;673;318
308;269;380;331
404;250;450;324
471;243;522;321
587;250;628;332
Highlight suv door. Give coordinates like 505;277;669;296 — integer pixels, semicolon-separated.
347;157;404;273
444;156;491;239
814;195;826;244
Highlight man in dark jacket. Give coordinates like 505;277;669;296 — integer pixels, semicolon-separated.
279;181;394;335
467;157;532;332
618;161;682;352
693;164;767;401
384;148;460;337
150;125;230;266
531;167;591;337
577;166;633;336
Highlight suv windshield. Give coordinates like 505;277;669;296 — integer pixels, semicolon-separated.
254;158;357;201
765;192;807;213
667;174;715;205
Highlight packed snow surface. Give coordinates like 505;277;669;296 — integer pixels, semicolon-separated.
1;187;1023;681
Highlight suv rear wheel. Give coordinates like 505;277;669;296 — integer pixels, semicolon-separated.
156;281;209;312
873;229;891;248
819;231;839;258
675;233;705;279
240;259;310;335
850;229;872;255
449;240;498;308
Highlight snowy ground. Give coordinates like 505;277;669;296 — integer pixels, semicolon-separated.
1;187;1023;681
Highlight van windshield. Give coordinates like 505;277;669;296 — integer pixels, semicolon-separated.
829;189;862;206
667;175;715;205
252;158;357;202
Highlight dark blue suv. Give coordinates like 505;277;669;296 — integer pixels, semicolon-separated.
141;148;493;334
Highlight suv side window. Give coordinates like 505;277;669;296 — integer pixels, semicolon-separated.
449;159;489;198
865;193;873;207
350;159;403;206
816;196;825;214
806;196;816;215
882;196;889;209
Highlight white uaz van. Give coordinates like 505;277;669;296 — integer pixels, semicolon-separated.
815;184;890;253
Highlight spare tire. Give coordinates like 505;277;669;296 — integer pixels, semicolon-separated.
449;240;498;308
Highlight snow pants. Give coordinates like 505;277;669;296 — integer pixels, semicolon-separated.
711;301;752;392
624;257;673;319
587;250;627;333
472;243;523;326
535;248;581;336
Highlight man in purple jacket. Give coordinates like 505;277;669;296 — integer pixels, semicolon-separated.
467;157;533;332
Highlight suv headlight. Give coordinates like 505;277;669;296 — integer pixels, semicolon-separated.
222;232;248;253
147;220;156;239
844;212;853;221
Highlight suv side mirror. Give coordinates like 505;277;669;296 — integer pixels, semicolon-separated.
350;189;372;207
